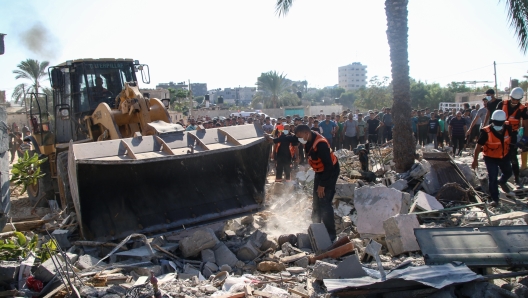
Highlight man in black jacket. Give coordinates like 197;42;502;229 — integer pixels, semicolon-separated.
295;125;340;240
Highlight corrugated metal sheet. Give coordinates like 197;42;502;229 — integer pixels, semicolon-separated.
324;263;481;292
415;226;528;267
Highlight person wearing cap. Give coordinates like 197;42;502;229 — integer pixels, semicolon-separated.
472;110;513;207
495;87;528;187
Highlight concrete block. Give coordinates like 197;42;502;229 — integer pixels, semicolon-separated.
412;191;444;212
51;229;71;249
410;160;430;179
183;263;200;276
294;256;309;268
308;223;332;254
331;254;367;279
236;242;259;261
75;254;102;270
57;252;79;264
490;211;528;225
401;192;411;214
0;261;19;283
383;214;421;256
354;185;403;236
389;179;408;191
311;260;337;280
34;258;63;283
214;243;238;267
248;229;267;249
334;182;357;199
296;233;312;250
201;249;216;263
179;228;220;258
423;170;442;194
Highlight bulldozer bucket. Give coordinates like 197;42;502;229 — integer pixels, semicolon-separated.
68;124;270;241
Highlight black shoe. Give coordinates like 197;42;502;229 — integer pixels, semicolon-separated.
499;183;511;193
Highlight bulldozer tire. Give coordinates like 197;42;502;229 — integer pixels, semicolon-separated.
27;158;55;207
56;151;74;212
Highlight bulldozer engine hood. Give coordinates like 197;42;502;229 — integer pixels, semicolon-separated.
68;124;270;241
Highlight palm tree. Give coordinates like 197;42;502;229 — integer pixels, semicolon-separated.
257;71;289;108
12;59;50;106
276;0;528;172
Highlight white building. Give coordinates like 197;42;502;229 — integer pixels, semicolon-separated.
338;62;368;91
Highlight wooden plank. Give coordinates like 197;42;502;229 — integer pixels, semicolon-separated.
279;252;306;263
288;288;310;298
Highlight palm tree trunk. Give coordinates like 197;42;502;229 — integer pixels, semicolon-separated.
385;0;415;172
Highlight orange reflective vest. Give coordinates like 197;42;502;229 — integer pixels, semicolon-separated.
275;133;296;158
482;124;511;159
502;100;526;131
307;132;338;172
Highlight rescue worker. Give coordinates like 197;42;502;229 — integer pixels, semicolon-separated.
495;87;528;187
472;110;513;207
265;124;299;182
294;125;340;241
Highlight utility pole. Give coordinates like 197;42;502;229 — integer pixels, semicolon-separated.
494;61;498;95
188;79;193;119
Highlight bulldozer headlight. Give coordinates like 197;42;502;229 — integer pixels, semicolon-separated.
60;108;70;120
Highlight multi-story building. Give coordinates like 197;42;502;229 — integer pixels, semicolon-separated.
209;87;257;104
155;82;208;97
338;62;368;91
190;83;208;97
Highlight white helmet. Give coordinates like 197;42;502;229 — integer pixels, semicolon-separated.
491;110;507;121
510;87;524;100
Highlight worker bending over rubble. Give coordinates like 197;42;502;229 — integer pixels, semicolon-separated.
472;110;513;207
294;125;340;241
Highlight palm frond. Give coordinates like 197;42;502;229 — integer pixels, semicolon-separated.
12;58;50;92
503;0;528;53
275;0;294;17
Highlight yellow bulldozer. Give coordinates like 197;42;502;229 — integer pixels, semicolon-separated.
26;58;269;241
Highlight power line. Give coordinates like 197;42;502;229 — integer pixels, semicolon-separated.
430;64;493;81
496;61;528;65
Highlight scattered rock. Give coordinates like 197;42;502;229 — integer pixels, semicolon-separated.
257;261;286;272
179;228;220;258
311;261;337;280
354;185;403;237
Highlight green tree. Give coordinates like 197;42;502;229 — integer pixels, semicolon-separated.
11;59;50;105
257;71;289;108
446;82;471;93
339;91;356;108
276;0;528;171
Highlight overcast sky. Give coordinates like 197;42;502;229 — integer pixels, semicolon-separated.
1;0;528;101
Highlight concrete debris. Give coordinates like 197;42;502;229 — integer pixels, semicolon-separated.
214;243;239;268
389;179;408;191
411;191;444;212
383;214;421;256
490;211;528;225
354;185;403;237
334;181;357;199
308;223;332;254
331;254;367;279
334;200;353;217
410;159;431;179
179;228;220;258
0;261;19;283
312;260;337;280
257;261;285;272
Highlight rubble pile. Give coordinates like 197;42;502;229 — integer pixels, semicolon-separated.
2;146;528;297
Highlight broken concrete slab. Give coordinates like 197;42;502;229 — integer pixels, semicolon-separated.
312;261;337;281
331;254;367;279
34;258;63;283
214;243;238;268
75;254;103;270
411;191;444;212
308;223;332;254
401;192;411;214
383;214;421;256
490;211;528;225
201;249;216;264
179;228;220;258
0;261;19;283
294;257;309;268
248;229;267;249
116;243;178;260
389;179;408;191
354;185;403;237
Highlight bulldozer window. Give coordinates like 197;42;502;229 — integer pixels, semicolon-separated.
72;62;136;113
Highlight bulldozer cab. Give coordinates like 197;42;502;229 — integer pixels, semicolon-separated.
47;59;150;144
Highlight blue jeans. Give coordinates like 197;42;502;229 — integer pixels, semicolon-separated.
484;155;512;202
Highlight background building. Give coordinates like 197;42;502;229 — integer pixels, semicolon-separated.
338;62;367;91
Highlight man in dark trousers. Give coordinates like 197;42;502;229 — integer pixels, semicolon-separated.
265;124;299;182
295;125;340;241
472;110;513;207
495;87;528;187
